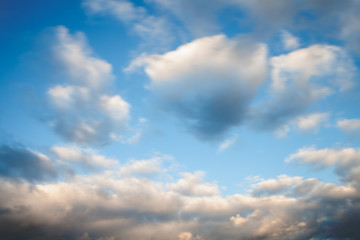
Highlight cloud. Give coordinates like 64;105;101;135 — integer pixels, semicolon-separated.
250;44;355;131
1;163;360;239
47;26;130;145
131;34;267;140
119;156;166;177
1;144;360;239
51;146;119;170
295;112;329;133
286;146;360;187
281;30;299;51
218;135;238;152
0;144;58;182
148;0;225;37
83;0;173;49
169;171;219;197
337;118;360;138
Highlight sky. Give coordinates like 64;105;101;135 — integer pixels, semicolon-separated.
1;0;360;239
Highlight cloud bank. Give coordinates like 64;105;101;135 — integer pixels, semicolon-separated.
1;145;360;240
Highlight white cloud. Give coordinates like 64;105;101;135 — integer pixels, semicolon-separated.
337;118;360;138
286;146;360;187
47;26;130;145
54;26;114;89
281;30;300;50
169;171;219;196
218;135;238;152
51;146;119;170
270;44;354;93
132;34;267;139
295;112;329;133
250;44;355;132
119;156;164;177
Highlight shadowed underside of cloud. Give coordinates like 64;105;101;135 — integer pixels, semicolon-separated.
130;34;267;140
0;144;58;182
1;145;360;239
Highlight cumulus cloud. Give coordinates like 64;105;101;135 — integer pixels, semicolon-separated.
0;144;58;182
131;34;267;140
47;26;130;145
250;44;355;131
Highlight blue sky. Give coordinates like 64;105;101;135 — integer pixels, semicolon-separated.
1;0;360;239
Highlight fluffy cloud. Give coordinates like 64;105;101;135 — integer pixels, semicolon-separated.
281;30;299;51
250;44;355;131
47;26;130;145
132;34;267;140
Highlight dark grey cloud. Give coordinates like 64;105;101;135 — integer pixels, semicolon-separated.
0;144;57;182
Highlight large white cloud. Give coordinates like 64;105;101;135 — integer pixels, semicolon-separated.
47;26;130;145
131;34;267;139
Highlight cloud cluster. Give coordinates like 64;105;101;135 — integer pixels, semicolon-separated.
47;26;130;145
131;34;267;140
250;44;355;132
1;144;360;239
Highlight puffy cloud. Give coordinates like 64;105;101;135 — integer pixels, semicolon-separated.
118;155;168;177
281;30;300;51
169;171;219;196
47;26;130;145
132;34;267;140
0;144;58;182
250;44;355;131
337;118;360;138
